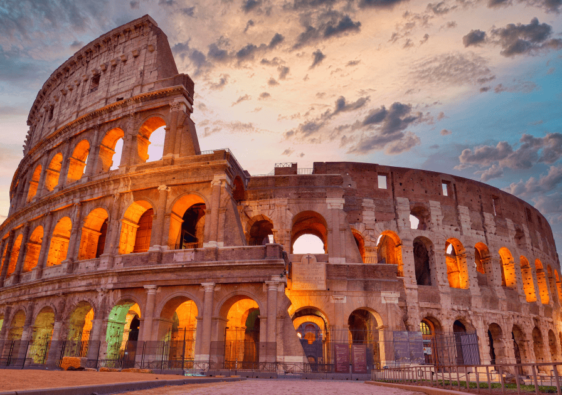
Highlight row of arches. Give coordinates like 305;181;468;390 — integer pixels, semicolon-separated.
23;116;166;203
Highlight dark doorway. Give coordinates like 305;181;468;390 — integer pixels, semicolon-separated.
180;203;205;249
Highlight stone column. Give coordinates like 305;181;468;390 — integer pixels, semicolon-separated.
46;320;64;367
12;223;31;284
62;202;83;273
36;212;54;279
58;142;74;189
35;156;49;199
18;304;35;362
150;186;169;250
266;281;279;362
204;177;224;247
84;129;100;180
163;103;181;157
0;231;15;287
100;193;121;269
141;285;158;343
198;282;215;361
86;316;103;361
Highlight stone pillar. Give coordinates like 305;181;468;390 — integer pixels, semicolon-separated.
35;156;49;199
141;285;158;342
0;231;15;287
46;320;64;367
84;129;100;179
100;193;121;269
18;305;35;361
198;282;215;361
86;317;104;361
12;223;31;284
62;202;83;273
326;198;345;261
163;103;181;157
58;142;74;189
266;281;279;362
149;186;169;250
36;212;54;279
204;177;224;247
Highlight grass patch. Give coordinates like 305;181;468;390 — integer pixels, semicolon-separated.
376;379;560;393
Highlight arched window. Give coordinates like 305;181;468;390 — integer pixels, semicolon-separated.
290;211;328;254
499;247;517;289
45;153;64;191
118;201;153;254
106;301;141;361
66;140;90;183
474;242;489;286
410;205;429;230
547;266;557;302
138;117;166;163
27;164;42;202
352;230;365;263
520;256;537;303
78;208;109;260
98;128;125;172
47;217;72;266
414;237;433;285
168;194;206;250
247;216;274;246
445;238;469;289
377;231;403;276
293;234;325;254
23;226;43;272
535;259;550;304
6;234;23;277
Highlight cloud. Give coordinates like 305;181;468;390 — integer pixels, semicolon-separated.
209;74;229;90
420;34;429;45
491;18;562;57
242;0;261;13
278;66;290;79
70;40;84;50
130;1;139;9
410;52;492;86
282;148;294;156
202;120;257;137
457;141;513;168
310;49;326;68
494;81;537;93
259;92;271;99
181;6;195;16
232;94;251;106
508;164;562;197
463;30;487;47
268;77;279;86
346;60;361;66
358;0;409;9
244;19;255;33
440;129;452;135
479;164;504;181
427;2;456;14
323;15;361;39
292;13;361;49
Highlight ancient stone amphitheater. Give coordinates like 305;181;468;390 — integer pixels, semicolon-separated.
0;15;560;374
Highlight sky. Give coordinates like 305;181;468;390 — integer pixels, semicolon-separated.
0;0;561;251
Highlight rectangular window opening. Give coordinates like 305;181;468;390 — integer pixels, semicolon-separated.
526;208;533;222
378;174;387;189
492;196;500;216
442;182;449;196
90;74;101;93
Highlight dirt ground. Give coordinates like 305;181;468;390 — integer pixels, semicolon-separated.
120;379;422;395
0;369;188;391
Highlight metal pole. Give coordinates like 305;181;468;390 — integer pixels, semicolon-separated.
515;366;521;395
476;364;480;393
21;341;30;369
465;366;469;390
500;365;505;394
553;363;561;395
532;364;539;395
486;365;491;392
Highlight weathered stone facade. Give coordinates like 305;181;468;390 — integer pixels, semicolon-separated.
0;15;560;369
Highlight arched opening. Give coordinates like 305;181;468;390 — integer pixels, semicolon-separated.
487;323;505;365
414;236;433;286
157;297;198;364
6;234;23;278
27;164;42;202
23;226;43;272
232;176;245;201
420;317;442;365
512;325;527;374
474;242;489;286
8;310;26;341
293;234;325;254
548;330;558;362
47;217;72;266
168;194;206;250
64;302;94;358
499;247;517;289
348;309;381;368
533;327;546;365
520;257;537;303
377;231;403;276
247;216;274;246
547;266;557;303
106;301;141;364
292;307;330;366
445;239;469;289
409;214;420;230
291;211;328;254
556;271;562;303
29;307;55;364
535;259;550;304
78;208;109;260
410;205;429;230
98;128;125;172
0;314;3;334
119;201;153;254
45;153;63;192
453;320;469;365
66;140;90;184
352;230;366;263
220;296;261;368
138;117;166;163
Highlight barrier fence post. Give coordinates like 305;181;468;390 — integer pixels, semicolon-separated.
486;365;491;392
465;366;469;391
553;363;561;395
476;365;480;393
499;365;505;394
532;364;539;395
457;366;461;391
515;366;521;395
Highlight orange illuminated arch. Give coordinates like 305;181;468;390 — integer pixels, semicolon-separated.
246;214;274;246
23;226;43;272
66;140;90;184
47;217;72;266
547;266;557;303
535;259;550;304
474;242;489;275
138;116;166;162
119;201;153;254
27;164;42;202
377;231;403;276
499;247;517;289
98;128;125;172
290;211;328;254
351;229;366;263
445;238;469;289
6;234;23;277
168;194;207;250
520;256;537;303
78;208;109;260
555;271;562;303
45;153;63;191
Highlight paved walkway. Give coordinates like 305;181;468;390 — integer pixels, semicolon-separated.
122;379;423;394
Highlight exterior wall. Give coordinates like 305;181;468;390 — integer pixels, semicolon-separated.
0;15;561;367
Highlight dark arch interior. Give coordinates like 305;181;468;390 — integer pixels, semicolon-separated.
180;203;205;248
95;219;108;258
414;238;431;286
248;219;273;245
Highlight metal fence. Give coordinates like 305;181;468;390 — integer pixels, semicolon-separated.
371;362;562;394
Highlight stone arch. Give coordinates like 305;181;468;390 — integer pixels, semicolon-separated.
232;176;245;201
7;309;26;340
377;230;403;276
351;229;366;263
488;322;505;365
347;308;382;365
45;152;64;191
105;299;142;361
29;306;55;364
410;204;430;230
421;316;442;365
66;139;90;184
78;207;109;260
547;265;557;303
156;295;199;360
512;324;528;369
6;234;23;277
246;214;274;246
548;329;558;362
292;306;331;348
98;127;125;172
535;259;550;304
138;116;166;163
532;326;546;363
215;290;265;318
23;225;43;272
414;236;434;286
520;256;537;303
555;270;562;302
66;301;94;343
474;242;489;287
499;247;517;289
47;216;72;266
445;238;469;289
27;164;42;202
168;193;207;250
290;210;328;254
119;200;153;254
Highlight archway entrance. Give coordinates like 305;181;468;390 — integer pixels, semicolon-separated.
168;195;206;250
532;327;546;371
292;307;330;367
290;211;327;254
4;310;26;365
65;302;94;358
512;325;527;375
488;323;504;366
247;216;274;246
348;309;380;370
105;301;141;368
29;307;55;365
420;317;442;365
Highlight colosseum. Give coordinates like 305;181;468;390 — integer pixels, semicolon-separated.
0;15;560;376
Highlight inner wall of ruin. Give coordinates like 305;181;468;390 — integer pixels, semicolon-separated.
0;14;560;367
